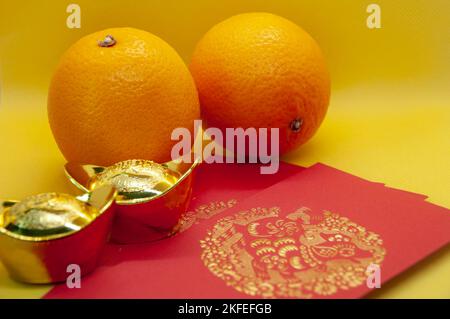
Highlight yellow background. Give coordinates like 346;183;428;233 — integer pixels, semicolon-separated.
0;0;449;298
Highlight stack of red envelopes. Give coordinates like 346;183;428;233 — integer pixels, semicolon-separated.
45;162;450;298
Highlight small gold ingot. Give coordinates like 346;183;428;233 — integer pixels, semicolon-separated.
0;185;117;284
65;158;200;244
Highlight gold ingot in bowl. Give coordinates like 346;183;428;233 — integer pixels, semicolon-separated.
0;185;117;284
65;158;200;244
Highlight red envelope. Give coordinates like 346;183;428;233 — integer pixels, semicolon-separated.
45;163;450;298
45;162;303;298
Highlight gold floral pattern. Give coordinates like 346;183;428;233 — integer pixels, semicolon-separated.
174;199;237;233
199;207;386;298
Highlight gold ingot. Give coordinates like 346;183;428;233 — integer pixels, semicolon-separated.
0;185;117;284
65;158;200;244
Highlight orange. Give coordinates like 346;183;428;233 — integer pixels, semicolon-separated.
48;27;200;166
190;13;330;155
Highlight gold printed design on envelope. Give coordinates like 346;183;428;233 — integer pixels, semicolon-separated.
200;207;386;298
175;199;238;233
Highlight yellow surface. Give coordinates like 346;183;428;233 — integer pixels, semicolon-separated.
0;0;449;298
